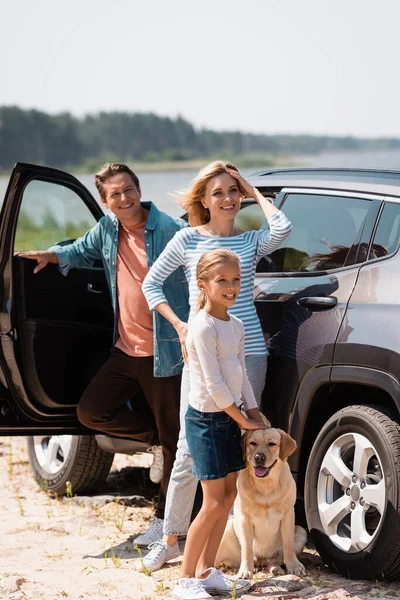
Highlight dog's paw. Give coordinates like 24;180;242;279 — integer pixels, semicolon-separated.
237;565;253;579
270;565;285;577
285;558;306;576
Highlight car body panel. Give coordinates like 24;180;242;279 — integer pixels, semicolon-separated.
333;250;400;387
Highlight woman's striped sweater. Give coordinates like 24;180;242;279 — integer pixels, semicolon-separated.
143;210;292;356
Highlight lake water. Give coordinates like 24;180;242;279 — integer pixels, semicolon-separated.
1;150;400;218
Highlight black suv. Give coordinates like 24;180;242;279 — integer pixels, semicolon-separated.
2;163;400;580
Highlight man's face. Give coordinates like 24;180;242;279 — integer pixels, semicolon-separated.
100;172;142;223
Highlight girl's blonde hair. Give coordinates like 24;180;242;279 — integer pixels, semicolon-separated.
196;249;241;312
178;160;242;226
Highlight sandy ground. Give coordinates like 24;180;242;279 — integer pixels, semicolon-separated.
1;437;400;600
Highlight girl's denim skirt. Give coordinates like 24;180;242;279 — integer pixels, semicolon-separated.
185;405;245;480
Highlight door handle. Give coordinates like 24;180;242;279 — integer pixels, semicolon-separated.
298;296;337;310
87;283;102;294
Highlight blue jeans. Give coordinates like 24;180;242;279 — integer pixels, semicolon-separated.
163;355;268;536
186;406;245;480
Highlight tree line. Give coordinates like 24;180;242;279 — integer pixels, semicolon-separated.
1;105;400;171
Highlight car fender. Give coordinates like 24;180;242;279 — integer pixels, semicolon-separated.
288;365;331;473
288;364;400;474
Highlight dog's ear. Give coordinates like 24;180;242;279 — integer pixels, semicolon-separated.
241;430;249;456
278;429;297;461
259;412;271;427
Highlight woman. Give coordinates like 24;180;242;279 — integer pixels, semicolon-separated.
141;161;292;579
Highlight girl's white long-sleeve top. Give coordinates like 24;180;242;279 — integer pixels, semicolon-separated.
186;310;258;413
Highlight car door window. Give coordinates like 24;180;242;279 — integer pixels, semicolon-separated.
235;202;269;232
14;179;97;252
369;201;400;259
258;193;373;274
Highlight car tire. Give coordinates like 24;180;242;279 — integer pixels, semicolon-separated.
305;405;400;580
27;434;114;496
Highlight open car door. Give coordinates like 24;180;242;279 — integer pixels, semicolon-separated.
0;163;114;433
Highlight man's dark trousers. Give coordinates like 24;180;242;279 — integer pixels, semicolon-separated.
77;347;181;519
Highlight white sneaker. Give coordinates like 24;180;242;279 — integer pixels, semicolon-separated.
134;516;164;546
147;445;164;483
173;578;212;600
199;567;251;595
136;539;180;572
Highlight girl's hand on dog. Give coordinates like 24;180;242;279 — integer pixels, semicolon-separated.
224;404;267;430
240;418;268;431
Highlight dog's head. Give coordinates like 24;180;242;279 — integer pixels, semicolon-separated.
242;427;297;479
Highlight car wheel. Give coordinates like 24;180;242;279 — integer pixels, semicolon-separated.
305;405;400;580
27;434;114;496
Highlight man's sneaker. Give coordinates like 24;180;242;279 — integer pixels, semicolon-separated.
147;445;164;483
136;539;180;573
199;567;251;595
134;516;164;546
172;578;212;600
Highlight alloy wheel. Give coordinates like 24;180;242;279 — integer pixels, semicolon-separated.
32;435;73;475
317;432;385;553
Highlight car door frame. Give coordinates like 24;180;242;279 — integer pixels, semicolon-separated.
0;163;104;433
253;186;384;458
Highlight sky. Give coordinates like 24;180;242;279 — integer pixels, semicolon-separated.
1;0;400;137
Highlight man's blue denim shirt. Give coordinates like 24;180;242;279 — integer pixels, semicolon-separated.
50;202;189;378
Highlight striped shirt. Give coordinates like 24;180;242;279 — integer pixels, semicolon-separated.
143;210;292;356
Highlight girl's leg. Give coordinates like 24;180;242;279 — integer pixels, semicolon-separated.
196;472;237;576
180;477;228;579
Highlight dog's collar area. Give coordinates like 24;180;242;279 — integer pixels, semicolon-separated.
254;459;278;478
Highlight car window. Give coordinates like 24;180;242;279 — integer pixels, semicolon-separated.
369;201;400;259
14;180;97;252
235;202;269;232
257;193;372;274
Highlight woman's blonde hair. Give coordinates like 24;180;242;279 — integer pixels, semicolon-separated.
196;249;240;312
178;160;241;226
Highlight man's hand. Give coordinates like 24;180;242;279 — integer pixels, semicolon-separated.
16;250;58;274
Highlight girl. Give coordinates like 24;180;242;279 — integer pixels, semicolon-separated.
141;161;292;577
172;249;266;600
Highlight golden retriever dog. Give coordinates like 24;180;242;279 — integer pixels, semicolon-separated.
215;426;307;578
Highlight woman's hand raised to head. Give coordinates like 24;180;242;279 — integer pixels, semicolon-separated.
226;168;276;213
226;168;257;199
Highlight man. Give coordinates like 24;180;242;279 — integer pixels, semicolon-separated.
19;163;189;549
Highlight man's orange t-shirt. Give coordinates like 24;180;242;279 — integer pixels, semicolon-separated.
115;217;154;357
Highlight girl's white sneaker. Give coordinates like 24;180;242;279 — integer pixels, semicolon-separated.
199;567;251;594
172;578;212;600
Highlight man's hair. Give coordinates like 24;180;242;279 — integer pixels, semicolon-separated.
95;163;140;199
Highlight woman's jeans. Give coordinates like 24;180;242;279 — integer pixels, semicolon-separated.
163;354;268;536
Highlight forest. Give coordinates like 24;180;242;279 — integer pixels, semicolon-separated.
1;105;400;171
